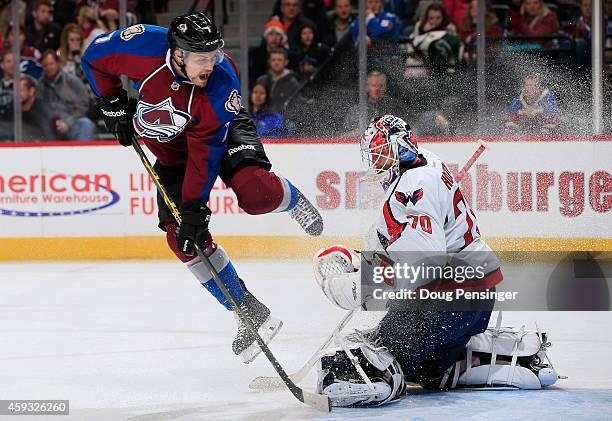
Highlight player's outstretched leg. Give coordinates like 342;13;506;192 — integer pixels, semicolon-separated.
165;222;282;363
229;166;323;236
231;279;283;363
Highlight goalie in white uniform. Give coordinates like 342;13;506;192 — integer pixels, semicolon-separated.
312;115;561;407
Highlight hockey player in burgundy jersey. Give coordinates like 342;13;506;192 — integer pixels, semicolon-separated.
81;12;323;364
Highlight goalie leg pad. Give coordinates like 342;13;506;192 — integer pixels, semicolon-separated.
456;364;544;389
446;313;561;390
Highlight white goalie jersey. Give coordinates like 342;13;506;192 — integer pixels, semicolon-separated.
367;147;487;255
314;148;502;310
364;147;502;290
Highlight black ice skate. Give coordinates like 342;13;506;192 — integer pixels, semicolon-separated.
232;285;282;364
290;191;324;236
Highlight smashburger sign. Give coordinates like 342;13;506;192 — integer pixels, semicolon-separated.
0;171;119;217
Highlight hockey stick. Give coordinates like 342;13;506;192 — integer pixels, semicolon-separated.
456;139;489;182
130;139;331;412
249;139;490;392
249;309;357;391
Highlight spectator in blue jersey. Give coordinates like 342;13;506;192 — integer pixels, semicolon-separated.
249;81;286;137
38;50;96;140
0;28;44;80
350;0;401;46
505;74;559;134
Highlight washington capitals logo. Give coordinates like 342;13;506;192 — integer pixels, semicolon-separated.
395;188;423;206
133;98;192;143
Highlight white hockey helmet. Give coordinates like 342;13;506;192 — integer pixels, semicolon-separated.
360;115;418;187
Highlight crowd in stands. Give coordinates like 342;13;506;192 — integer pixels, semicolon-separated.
248;0;612;137
0;0;153;141
0;0;610;142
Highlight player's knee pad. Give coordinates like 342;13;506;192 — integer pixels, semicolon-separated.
229;166;290;214
441;314;562;390
317;335;405;407
187;243;245;310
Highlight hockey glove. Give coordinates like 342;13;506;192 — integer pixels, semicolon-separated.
100;90;137;147
177;201;212;257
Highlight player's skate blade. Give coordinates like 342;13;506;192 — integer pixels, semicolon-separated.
234;315;283;364
290;191;323;236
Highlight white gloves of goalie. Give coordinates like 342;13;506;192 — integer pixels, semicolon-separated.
312;245;361;310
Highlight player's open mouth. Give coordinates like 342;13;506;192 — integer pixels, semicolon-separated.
199;74;210;82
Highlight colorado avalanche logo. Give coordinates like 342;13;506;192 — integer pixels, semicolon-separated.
224;89;242;115
133;98;192;143
395;188;423;206
120;24;145;41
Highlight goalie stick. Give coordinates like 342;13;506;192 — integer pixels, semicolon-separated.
456;139;488;181
248;139;490;392
249;309;357;391
130;139;331;412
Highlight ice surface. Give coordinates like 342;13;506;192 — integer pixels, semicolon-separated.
0;260;611;420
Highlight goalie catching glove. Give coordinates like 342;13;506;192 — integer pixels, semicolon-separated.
313;245;362;310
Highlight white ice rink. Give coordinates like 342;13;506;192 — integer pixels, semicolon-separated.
1;260;611;420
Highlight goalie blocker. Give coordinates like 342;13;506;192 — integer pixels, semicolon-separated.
312;245;563;407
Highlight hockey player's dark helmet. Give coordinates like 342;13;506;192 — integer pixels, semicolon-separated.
168;12;224;53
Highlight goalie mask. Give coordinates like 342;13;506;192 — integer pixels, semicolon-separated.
360;115;418;188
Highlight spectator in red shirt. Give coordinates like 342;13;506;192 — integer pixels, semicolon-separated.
459;0;503;42
460;0;504;63
444;0;470;29
510;0;559;37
